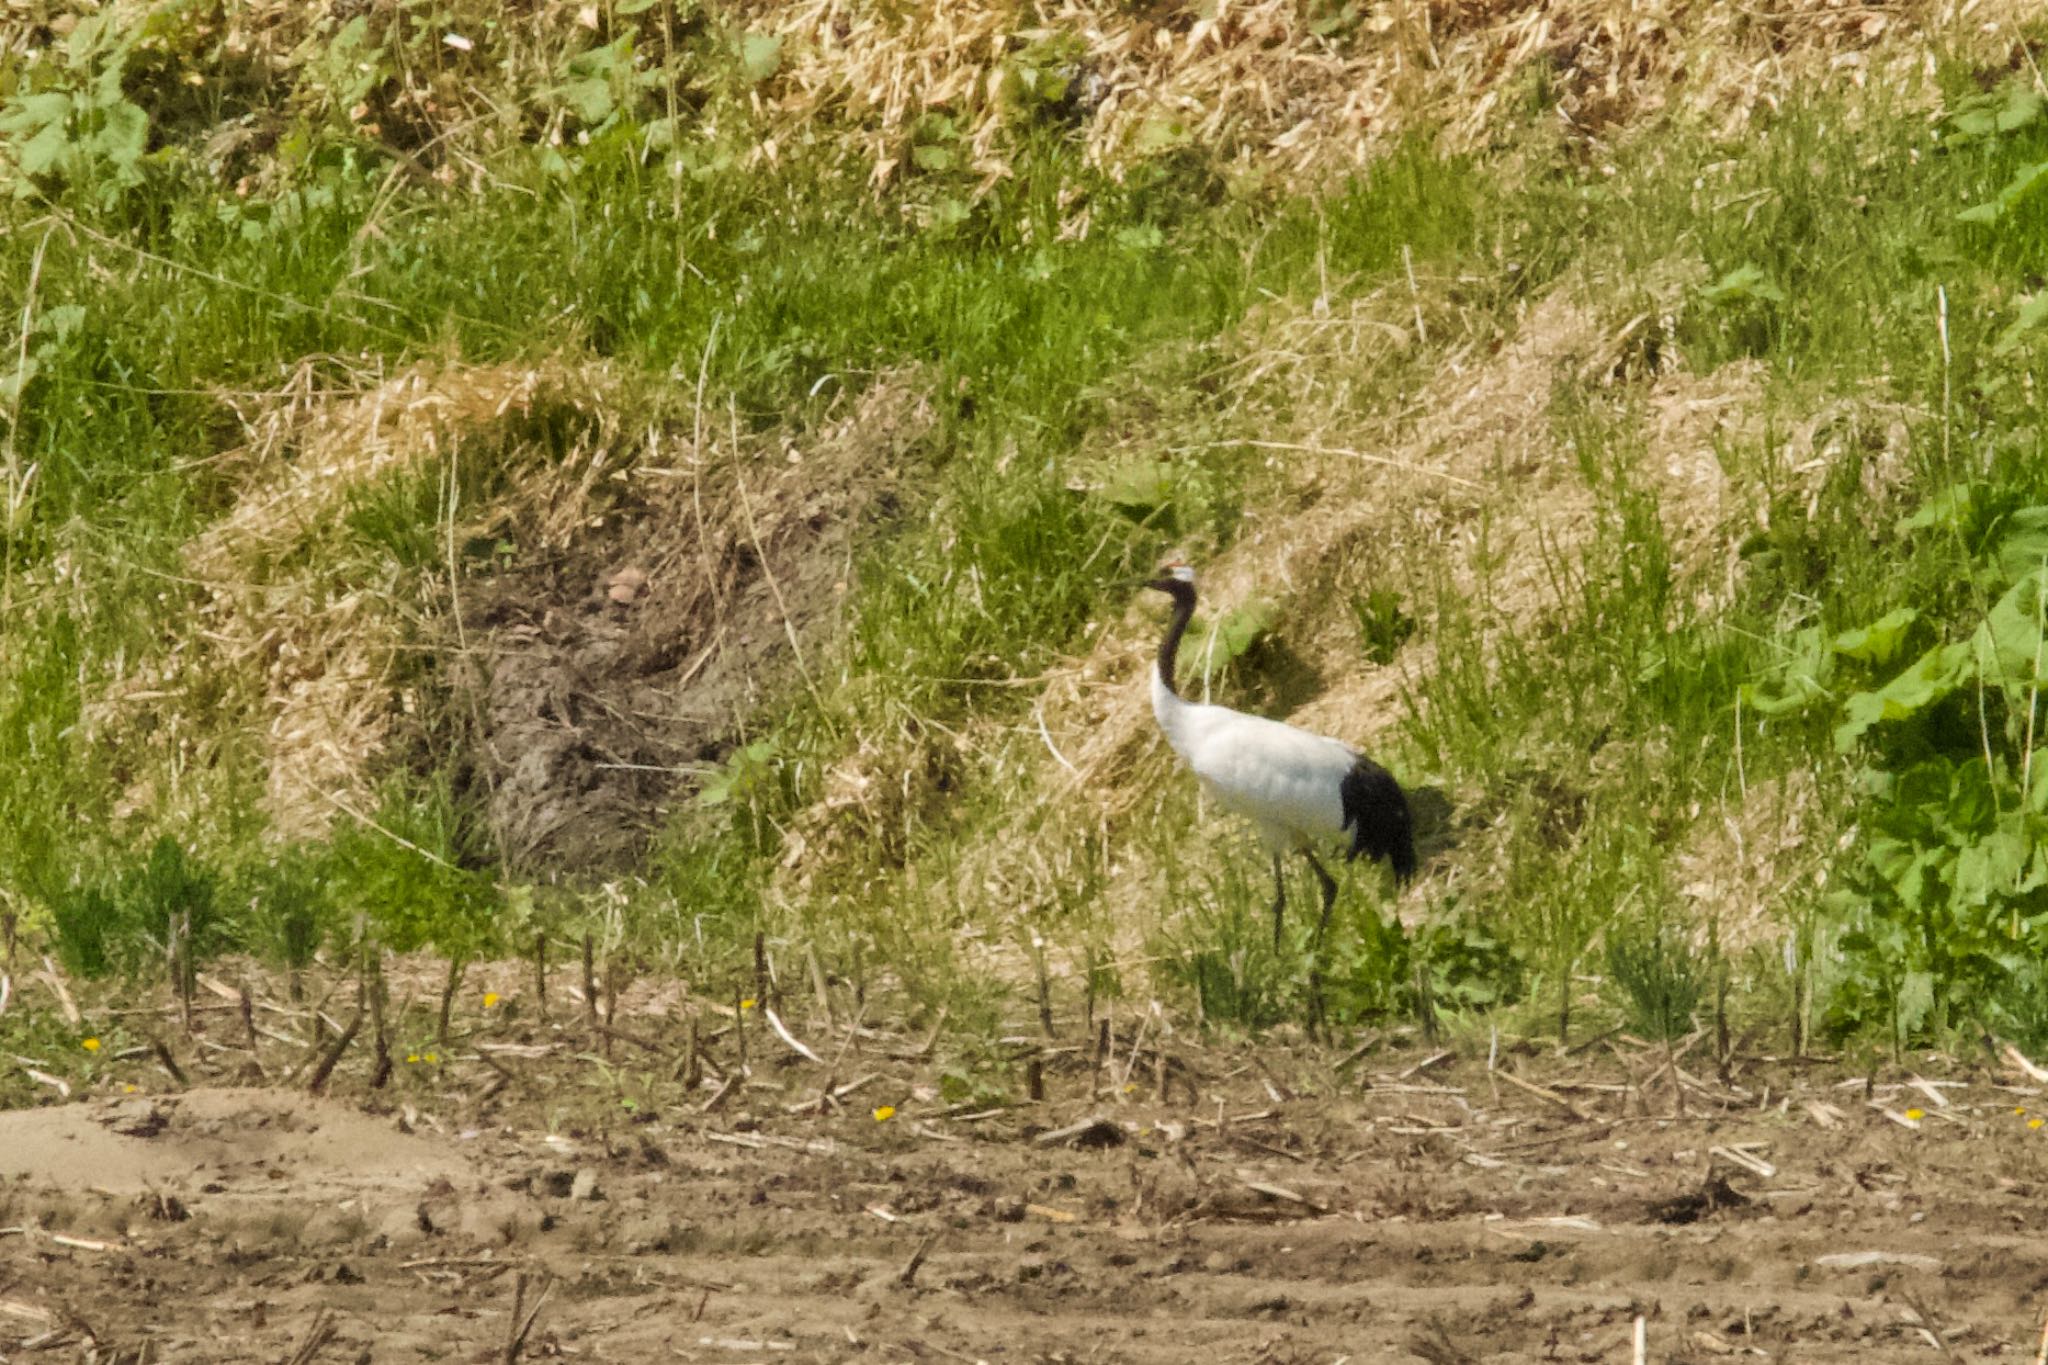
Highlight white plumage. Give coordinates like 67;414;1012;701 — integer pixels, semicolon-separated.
1142;564;1416;950
1151;676;1352;851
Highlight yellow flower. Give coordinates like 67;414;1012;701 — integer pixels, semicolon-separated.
121;1084;137;1094
2032;1118;2045;1131
81;1037;100;1053
1904;1108;1925;1121
873;1105;896;1122
483;991;501;1008
407;1052;420;1063
740;998;757;1011
424;1052;439;1064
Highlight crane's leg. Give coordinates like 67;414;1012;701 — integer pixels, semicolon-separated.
1269;852;1287;952
1301;851;1340;1040
1302;851;1339;950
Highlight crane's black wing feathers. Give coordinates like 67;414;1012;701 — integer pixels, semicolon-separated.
1340;756;1417;883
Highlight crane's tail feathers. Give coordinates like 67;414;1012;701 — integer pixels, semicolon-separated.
1340;756;1418;884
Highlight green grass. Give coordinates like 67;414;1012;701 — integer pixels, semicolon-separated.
13;11;2048;1060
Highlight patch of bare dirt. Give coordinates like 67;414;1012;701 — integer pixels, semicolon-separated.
465;372;937;873
86;359;612;843
84;360;936;875
0;1087;471;1198
5;992;2047;1362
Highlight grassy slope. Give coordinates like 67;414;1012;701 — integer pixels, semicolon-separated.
8;3;2048;1081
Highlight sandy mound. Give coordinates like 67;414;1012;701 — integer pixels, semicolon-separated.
0;1088;472;1197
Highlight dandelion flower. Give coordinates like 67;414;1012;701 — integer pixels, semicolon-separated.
873;1105;896;1122
2032;1117;2045;1131
81;1037;100;1053
1904;1108;1925;1121
740;998;757;1011
483;991;501;1008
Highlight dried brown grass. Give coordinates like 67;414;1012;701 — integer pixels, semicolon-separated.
1673;768;1828;955
45;0;2041;203
762;0;2039;197
87;359;616;841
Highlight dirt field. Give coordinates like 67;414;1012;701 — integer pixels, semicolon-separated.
4;994;2048;1364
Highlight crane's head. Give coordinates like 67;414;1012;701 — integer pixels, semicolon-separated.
1143;562;1196;596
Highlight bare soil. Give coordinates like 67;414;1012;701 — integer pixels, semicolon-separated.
5;984;2047;1363
463;374;938;874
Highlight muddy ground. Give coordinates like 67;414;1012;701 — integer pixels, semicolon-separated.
4;980;2048;1363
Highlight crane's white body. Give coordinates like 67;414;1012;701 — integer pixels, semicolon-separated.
1150;664;1353;854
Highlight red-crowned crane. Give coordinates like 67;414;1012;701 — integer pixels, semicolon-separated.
1142;563;1417;952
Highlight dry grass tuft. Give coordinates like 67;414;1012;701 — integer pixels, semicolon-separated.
49;0;2035;204
762;0;2039;196
88;359;615;841
1673;768;1827;956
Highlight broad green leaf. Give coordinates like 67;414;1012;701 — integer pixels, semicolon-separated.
1191;599;1280;667
563;38;632;125
1738;675;1828;717
1082;458;1177;513
90;98;146;175
1740;624;1830;716
1115;224;1164;253
1954;820;2030;905
1867;832;1919;891
1996;293;2048;355
739;33;782;83
1832;607;1918;666
1896;971;1936;1036
1958;160;2048;225
1132;116;1191;156
1835;641;1970;750
1896;757;1954;813
1698;264;1786;306
14;116;73;177
1970;569;2048;687
560;76;613;125
1996;507;2048;582
1946;82;2045;143
1897;481;1979;537
910;143;954;172
1948;756;1998;836
36;304;85;341
0;91;73;138
0;354;39;405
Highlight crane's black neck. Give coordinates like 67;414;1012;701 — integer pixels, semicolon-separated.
1152;579;1196;699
